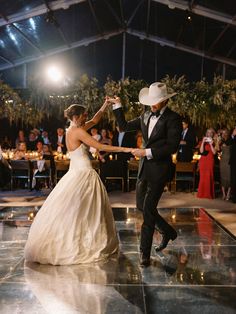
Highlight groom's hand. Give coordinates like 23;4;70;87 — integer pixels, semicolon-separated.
131;149;146;157
106;95;121;105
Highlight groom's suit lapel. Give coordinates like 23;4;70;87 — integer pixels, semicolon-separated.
143;111;152;143
147;107;170;144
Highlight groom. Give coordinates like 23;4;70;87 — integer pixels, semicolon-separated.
110;82;182;267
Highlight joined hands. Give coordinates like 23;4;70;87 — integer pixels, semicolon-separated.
131;148;146;157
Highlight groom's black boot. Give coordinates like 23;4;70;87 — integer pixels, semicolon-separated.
155;229;177;252
139;252;151;267
155;214;177;252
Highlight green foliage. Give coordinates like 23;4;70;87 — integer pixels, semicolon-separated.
163;75;236;129
1;75;236;130
104;76;146;124
0;80;43;126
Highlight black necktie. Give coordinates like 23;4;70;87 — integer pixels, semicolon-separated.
150;110;160;117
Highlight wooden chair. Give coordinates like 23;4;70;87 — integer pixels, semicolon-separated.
55;160;70;183
10;160;31;190
127;159;139;191
32;160;52;189
104;160;124;192
172;162;196;193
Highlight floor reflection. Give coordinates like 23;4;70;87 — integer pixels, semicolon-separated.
24;260;144;314
0;207;236;313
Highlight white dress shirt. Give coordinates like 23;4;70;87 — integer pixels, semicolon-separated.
118;132;125;147
113;103;166;160
57;135;63;153
146;106;167;159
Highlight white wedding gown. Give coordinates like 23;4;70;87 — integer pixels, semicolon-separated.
24;144;119;265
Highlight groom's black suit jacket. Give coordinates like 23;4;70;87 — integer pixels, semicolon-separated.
114;107;182;183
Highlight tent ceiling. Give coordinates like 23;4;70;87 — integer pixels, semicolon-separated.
0;0;235;80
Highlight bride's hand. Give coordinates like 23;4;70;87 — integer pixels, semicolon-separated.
105;95;121;105
103;96;111;107
131;148;146;157
100;96;112;112
122;147;133;153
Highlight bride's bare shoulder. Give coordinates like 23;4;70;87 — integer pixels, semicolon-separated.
67;127;88;140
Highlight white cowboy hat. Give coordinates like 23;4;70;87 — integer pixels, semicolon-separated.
139;82;177;106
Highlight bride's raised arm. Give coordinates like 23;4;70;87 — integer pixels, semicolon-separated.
83;97;110;131
76;128;132;153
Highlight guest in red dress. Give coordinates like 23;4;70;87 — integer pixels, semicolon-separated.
197;128;217;199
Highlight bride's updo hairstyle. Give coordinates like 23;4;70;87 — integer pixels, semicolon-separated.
64;104;86;120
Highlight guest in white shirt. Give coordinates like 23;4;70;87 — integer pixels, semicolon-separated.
53;128;67;154
42;130;51;145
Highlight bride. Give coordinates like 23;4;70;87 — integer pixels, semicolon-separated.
24;99;133;265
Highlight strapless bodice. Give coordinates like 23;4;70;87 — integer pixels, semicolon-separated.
69;144;92;171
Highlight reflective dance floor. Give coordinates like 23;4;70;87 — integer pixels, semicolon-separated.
0;206;236;313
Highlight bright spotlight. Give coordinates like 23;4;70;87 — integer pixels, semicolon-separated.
47;66;63;82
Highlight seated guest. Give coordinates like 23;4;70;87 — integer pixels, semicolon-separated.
43;144;53;157
36;141;44;157
15;130;26;147
27;131;37;151
33;128;43;143
42;130;51;145
219;129;233;200
14;142;28;160
1;136;12;149
197;128;217;199
230;128;236;203
89;127;101;154
108;129;114;141
177;118;196;162
98;129;112;162
52;128;67;154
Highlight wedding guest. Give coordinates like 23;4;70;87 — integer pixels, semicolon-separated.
100;128;112;145
219;129;233;200
43;144;53;157
98;129;112;162
14;142;28;160
52;128;67;154
15;130;26;147
89;127;101;154
1;136;12;149
108;129;114;141
230;128;236;203
33;128;43;142
42;130;51;145
197;128;216;199
177;118;196;162
36;141;44;157
27;131;37;151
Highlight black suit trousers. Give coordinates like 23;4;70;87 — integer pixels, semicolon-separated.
136;173;175;257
